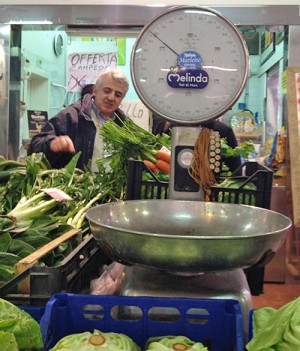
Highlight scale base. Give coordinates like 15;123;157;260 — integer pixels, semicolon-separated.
119;265;252;340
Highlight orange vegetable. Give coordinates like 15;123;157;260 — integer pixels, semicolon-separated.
156;150;171;163
144;160;159;173
156;159;170;174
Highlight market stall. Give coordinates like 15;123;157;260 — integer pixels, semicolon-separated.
0;3;299;351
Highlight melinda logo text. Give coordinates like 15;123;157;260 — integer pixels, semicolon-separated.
167;68;209;89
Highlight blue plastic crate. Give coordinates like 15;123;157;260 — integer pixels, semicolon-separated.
19;305;45;322
248;309;255;341
40;293;244;351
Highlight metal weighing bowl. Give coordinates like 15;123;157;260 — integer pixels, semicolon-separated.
86;200;292;273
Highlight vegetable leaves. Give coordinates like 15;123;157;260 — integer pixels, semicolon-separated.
246;296;300;350
0;298;43;350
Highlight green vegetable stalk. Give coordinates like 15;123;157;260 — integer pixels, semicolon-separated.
8;192;57;228
69;190;109;229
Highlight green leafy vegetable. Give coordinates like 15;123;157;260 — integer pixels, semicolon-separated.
145;335;208;351
99;117;171;198
221;139;255;159
0;298;43;350
50;329;141;351
0;152;118;287
246;296;300;351
0;330;19;351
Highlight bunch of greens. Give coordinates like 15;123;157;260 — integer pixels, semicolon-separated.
0;298;43;350
246;296;300;351
0;152;115;229
99;117;171;195
49;329;141;351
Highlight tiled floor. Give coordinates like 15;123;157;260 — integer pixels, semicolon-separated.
252;283;300;309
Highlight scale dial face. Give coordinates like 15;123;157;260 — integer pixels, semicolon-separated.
131;6;249;125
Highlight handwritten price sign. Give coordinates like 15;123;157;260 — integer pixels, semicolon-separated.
120;99;150;131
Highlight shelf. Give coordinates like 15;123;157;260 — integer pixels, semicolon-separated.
235;126;263;141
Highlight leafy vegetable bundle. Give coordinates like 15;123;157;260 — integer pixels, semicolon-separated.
99;117;172;186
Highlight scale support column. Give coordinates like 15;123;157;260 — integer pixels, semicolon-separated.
168;126;204;200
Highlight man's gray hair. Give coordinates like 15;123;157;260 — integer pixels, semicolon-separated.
95;67;129;94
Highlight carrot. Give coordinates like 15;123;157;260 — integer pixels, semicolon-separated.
143;160;159;173
156;150;171;163
156;159;170;174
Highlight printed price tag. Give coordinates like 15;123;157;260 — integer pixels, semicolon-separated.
42;188;72;202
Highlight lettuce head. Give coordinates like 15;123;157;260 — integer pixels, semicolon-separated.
0;330;19;351
145;335;208;351
246;296;300;350
0;298;43;350
50;329;141;351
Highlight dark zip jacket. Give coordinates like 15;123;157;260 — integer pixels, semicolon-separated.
28;94;127;170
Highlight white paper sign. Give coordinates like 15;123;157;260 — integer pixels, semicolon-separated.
120;99;150;131
67;52;117;92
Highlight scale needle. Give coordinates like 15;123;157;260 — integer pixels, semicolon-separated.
150;31;179;57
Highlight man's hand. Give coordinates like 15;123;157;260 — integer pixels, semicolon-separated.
50;135;75;154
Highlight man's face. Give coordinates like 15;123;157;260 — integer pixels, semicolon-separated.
93;75;126;118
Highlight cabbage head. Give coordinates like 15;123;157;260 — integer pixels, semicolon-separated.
0;330;19;351
50;329;141;351
0;298;43;351
145;335;208;351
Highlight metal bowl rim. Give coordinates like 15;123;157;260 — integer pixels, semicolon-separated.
86;199;292;240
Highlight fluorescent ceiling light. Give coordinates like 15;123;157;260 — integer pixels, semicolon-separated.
66;26;142;38
6;20;53;24
146;4;167;6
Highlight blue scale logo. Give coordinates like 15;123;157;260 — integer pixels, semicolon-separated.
167;51;209;89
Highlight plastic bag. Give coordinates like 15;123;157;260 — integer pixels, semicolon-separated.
89;262;125;295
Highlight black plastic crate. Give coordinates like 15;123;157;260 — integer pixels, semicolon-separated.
210;161;273;209
126;159;169;200
126;160;273;208
0;235;110;306
125;159;274;296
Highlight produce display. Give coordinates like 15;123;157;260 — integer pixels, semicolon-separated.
0;152;117;288
49;331;209;351
0;298;43;350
